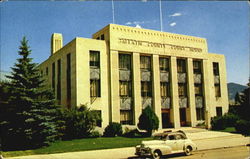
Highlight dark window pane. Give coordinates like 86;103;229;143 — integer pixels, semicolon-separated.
90;51;100;68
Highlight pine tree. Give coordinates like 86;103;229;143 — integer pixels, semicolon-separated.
138;106;159;137
1;37;59;150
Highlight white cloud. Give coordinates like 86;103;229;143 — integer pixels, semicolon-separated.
170;22;176;27
125;22;132;25
169;13;182;17
135;24;142;28
141;0;147;2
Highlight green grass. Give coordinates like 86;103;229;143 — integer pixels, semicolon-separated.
219;127;236;133
2;137;152;157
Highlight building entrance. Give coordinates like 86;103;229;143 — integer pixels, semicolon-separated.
161;109;172;128
180;108;187;126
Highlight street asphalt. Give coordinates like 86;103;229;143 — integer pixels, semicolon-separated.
6;128;250;159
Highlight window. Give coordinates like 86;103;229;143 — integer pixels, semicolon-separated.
101;34;105;40
57;59;61;101
159;58;169;71
216;107;222;117
40;70;43;76
46;67;48;75
120;110;133;125
141;81;152;97
120;81;131;97
67;53;71;107
177;59;186;73
140;56;151;70
175;134;186;140
213;62;219;76
168;135;175;140
196;108;205;120
89;51;100;68
178;84;187;96
193;60;202;74
52;62;55;91
195;84;203;96
90;80;100;97
215;84;221;97
160;82;170;97
119;54;131;70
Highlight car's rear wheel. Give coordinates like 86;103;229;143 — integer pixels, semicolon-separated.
153;150;162;159
185;146;193;156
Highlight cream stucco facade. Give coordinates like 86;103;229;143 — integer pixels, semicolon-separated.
39;24;228;129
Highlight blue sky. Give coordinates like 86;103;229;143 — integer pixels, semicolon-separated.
0;1;249;85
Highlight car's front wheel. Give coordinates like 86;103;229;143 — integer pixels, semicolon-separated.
185;146;193;156
153;150;162;159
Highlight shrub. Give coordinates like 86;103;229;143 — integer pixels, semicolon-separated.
89;131;101;138
223;113;239;127
103;122;122;137
58;105;100;140
235;120;250;136
211;116;226;130
137;106;159;136
211;113;239;130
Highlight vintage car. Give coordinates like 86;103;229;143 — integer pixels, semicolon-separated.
135;131;197;159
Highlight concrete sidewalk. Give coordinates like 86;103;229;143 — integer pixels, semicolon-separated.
6;129;250;159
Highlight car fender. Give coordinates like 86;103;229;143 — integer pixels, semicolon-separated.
149;145;172;155
183;141;197;151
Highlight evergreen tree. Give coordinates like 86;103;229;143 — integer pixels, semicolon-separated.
237;82;250;121
1;37;59;150
137;106;159;136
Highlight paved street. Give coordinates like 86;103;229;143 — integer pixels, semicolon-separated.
7;129;250;159
150;146;250;159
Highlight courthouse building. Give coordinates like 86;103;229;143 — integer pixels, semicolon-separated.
39;24;228;129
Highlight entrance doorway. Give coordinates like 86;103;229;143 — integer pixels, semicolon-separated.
161;109;172;128
179;108;187;126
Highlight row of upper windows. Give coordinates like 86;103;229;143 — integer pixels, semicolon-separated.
118;54;204;74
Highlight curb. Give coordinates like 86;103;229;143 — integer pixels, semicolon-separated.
196;144;249;152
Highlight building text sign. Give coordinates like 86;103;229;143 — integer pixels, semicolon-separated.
118;38;203;53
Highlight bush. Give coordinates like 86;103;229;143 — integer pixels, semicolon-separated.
58;105;101;140
211;113;239;130
211;116;226;130
137;106;159;136
103;122;122;137
223;113;239;127
235;120;250;136
89;131;101;138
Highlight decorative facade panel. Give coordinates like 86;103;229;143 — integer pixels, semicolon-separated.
214;75;220;84
119;70;131;81
142;97;152;109
179;97;187;108
120;97;132;110
178;73;186;83
195;96;203;108
161;97;171;109
90;68;100;80
160;72;169;82
194;74;202;84
141;70;151;81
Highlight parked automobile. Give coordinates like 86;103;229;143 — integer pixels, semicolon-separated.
135;130;197;159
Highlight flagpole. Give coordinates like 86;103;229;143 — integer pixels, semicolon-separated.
112;0;115;24
159;0;163;32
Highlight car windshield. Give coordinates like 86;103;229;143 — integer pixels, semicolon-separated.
153;135;165;140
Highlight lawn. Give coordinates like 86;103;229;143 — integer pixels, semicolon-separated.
219;127;237;133
2;137;152;157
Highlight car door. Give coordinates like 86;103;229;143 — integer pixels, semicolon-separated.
175;134;186;151
165;134;178;151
